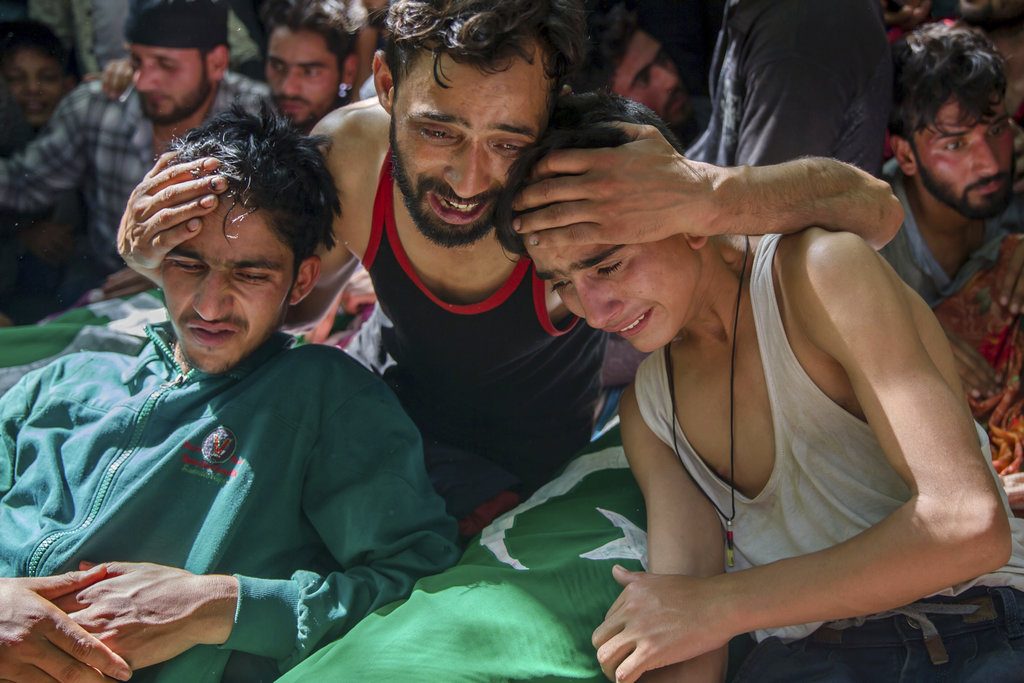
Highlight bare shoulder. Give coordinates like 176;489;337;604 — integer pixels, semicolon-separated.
773;228;905;314
772;228;956;381
312;100;391;257
314;100;390;183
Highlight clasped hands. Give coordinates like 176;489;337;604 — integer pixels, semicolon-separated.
0;562;237;682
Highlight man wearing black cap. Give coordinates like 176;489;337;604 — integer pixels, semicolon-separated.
0;0;270;305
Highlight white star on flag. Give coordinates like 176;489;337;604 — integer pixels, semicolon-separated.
580;507;648;570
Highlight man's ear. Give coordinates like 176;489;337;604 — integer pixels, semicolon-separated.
372;50;394;113
289;256;321;305
890;134;918;177
203;45;230;82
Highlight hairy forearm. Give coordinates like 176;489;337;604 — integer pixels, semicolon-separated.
714;493;1009;639
706;158;903;249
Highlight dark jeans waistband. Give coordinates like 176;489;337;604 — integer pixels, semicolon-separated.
809;586;1024;648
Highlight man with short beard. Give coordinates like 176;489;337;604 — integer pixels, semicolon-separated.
261;0;365;135
0;0;269;296
881;23;1024;399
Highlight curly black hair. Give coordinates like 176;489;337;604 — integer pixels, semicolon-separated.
383;0;586;91
890;23;1007;138
172;106;339;270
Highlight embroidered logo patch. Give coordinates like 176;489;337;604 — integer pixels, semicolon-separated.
201;426;237;464
180;425;244;485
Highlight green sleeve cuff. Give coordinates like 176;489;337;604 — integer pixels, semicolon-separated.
220;575;300;662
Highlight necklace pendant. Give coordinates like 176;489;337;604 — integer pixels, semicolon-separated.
726;520;735;568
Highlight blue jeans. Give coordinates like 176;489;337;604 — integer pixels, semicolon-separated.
732;587;1024;682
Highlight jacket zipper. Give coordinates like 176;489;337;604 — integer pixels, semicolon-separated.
26;364;191;576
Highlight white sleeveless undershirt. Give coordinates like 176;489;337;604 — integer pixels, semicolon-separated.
633;233;1024;642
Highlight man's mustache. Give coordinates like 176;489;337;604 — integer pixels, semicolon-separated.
965;172;1011;193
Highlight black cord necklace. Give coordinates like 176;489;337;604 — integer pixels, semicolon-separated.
665;236;750;568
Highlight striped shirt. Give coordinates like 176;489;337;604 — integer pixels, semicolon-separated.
0;72;270;273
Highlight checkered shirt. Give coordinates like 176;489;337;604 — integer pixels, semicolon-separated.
0;72;271;273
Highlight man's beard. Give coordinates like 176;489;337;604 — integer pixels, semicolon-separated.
141;70;213;126
915;150;1014;220
389;121;499;248
273;94;333;134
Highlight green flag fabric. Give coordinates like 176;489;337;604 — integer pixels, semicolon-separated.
0;291;164;394
278;435;646;682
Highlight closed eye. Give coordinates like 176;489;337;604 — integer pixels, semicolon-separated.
597;262;623;277
237;271;271;283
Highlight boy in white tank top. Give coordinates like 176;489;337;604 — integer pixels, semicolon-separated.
498;94;1024;682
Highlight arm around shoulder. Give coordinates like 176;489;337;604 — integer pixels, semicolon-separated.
712;159;902;248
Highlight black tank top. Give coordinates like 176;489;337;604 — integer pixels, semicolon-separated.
352;151;606;491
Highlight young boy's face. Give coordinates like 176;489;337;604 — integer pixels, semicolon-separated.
1;47;71;129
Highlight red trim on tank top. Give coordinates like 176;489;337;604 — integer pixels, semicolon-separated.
532;265;579;337
361;151;393;270
374;148;531;315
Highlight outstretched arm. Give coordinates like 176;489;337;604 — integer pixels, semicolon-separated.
512;124;902;250
594;231;1011;682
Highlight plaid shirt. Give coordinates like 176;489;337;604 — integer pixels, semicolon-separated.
0;72;271;273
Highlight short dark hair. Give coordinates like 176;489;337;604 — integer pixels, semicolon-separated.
570;2;636;94
383;0;586;91
495;92;681;255
171;106;339;270
260;0;366;72
0;20;68;70
890;22;1007;138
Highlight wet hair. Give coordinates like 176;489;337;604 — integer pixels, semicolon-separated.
0;20;68;70
890;22;1007;138
383;0;586;92
494;91;681;255
171;106;339;270
260;0;366;72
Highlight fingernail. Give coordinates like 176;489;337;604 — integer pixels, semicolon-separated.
203;157;218;169
529;235;540;247
1001;297;1009;306
971;389;980;398
210;177;225;191
188;218;202;231
513;218;522;232
200;195;216;208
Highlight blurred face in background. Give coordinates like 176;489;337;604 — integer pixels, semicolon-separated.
1;47;73;128
130;44;225;126
611;29;689;129
266;26;354;133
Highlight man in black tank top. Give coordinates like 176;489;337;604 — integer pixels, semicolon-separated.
116;1;903;533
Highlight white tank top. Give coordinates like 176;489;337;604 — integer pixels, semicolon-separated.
633;233;1024;642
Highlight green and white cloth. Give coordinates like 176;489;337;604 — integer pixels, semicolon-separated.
0;291;164;394
279;433;646;682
